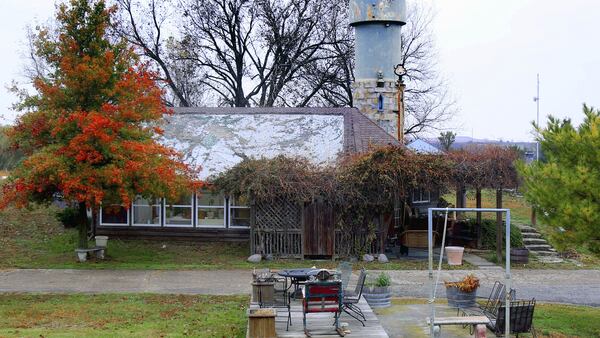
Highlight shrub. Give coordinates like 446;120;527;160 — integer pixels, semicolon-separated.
55;207;79;228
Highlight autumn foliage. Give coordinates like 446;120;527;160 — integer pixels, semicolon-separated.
1;1;196;217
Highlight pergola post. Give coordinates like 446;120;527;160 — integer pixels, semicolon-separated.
496;189;503;263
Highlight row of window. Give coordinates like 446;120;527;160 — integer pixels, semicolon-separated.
100;191;250;228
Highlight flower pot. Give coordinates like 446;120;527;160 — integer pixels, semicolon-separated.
363;286;391;308
75;249;88;262
510;248;529;264
95;235;108;248
445;286;477;308
445;246;464;265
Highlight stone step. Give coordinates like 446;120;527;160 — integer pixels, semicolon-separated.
526;244;554;251
521;232;542;238
537;256;565;263
523;238;548;245
531;251;561;257
517;225;537;232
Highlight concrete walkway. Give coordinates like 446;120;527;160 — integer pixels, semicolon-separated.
384;269;600;306
1;268;600;306
0;269;252;295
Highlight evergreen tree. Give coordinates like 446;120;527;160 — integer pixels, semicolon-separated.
518;105;600;254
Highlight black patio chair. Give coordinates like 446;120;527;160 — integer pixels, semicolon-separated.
342;268;367;326
461;281;516;318
487;298;537;338
336;261;353;292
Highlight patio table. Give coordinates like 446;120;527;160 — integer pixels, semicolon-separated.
278;268;339;299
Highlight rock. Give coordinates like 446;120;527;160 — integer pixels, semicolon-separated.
363;254;374;262
378;253;389;263
264;254;274;261
247;254;262;263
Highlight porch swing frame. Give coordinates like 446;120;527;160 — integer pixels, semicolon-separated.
427;207;512;338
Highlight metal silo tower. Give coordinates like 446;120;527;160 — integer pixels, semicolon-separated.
350;0;406;140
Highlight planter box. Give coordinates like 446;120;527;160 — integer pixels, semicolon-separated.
247;308;276;338
445;286;477;308
363;286;391;308
511;248;529;264
251;282;274;304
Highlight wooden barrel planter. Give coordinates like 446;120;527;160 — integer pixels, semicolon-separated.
363;286;391;308
511;248;530;264
445;286;477;308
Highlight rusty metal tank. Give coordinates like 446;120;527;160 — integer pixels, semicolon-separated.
350;0;406;81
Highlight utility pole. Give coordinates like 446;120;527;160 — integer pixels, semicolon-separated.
533;74;540;161
531;74;540;226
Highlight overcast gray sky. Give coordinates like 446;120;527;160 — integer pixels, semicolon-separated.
1;0;598;141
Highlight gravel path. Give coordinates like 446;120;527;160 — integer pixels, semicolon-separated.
1;268;599;306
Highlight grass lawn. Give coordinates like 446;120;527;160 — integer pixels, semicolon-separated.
0;204;473;271
0;293;247;337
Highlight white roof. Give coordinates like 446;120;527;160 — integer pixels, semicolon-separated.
161;113;345;179
407;139;443;154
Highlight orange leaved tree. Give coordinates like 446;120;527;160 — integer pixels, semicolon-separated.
1;0;196;249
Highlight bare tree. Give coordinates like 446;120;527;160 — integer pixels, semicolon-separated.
400;2;455;136
111;0;455;136
112;0;205;107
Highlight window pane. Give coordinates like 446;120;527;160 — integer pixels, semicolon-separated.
133;205;161;226
165;206;193;226
231;195;249;207
197;191;224;207
101;205;128;224
231;208;250;227
134;196;160;205
166;193;193;206
197;207;225;226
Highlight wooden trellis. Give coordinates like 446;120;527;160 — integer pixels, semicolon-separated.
250;197;303;258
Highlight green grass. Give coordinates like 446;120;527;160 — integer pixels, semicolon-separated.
534;303;600;337
0;204;474;270
0;293;247;337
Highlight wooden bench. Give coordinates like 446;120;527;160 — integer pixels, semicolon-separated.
428;316;490;338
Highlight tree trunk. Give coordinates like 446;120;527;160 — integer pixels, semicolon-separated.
531;207;537;226
455;185;466;219
476;188;482;249
496;189;503;263
78;202;89;249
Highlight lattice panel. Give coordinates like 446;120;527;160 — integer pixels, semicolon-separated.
255;198;301;231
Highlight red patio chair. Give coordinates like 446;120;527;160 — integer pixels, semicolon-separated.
303;280;344;337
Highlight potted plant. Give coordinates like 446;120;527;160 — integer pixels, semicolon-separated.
444;274;480;308
363;272;392;308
